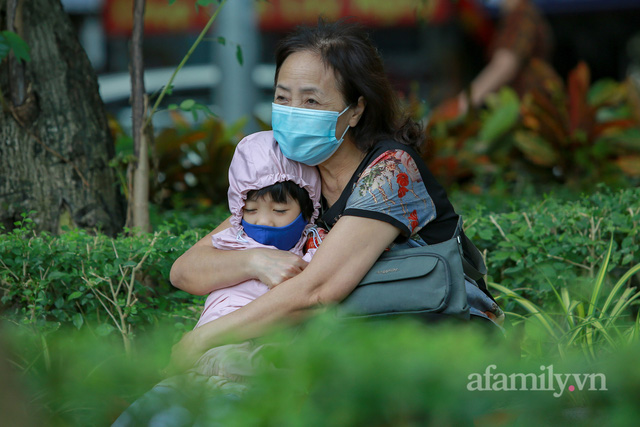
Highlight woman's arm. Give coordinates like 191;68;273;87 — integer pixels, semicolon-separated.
170;216;310;295
170;215;400;370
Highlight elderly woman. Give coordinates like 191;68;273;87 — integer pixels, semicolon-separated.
169;20;499;370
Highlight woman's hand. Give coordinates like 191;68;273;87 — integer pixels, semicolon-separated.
248;248;308;289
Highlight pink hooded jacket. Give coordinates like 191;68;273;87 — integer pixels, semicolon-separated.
195;131;322;328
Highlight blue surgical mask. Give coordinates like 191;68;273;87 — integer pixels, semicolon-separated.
272;103;351;166
241;213;308;251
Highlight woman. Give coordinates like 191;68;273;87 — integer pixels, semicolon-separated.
170;19;499;372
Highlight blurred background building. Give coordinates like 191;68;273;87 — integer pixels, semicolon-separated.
61;0;640;132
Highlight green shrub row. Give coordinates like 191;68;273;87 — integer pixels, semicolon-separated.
0;220;209;349
462;186;640;310
1;186;638;349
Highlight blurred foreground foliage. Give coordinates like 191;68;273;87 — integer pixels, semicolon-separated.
2;314;640;426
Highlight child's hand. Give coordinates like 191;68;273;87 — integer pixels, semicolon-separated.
249;248;308;288
166;330;205;375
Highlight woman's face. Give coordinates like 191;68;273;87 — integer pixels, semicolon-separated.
274;50;352;141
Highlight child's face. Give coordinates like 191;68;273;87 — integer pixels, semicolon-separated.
243;194;302;227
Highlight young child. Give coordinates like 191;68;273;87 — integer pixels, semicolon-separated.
194;130;323;329
187;131;323;385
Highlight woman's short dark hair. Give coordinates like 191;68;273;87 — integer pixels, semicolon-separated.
246;181;314;221
274;18;423;152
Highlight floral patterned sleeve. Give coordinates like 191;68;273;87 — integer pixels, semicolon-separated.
344;149;436;238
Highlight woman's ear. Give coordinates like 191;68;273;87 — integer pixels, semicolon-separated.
349;96;366;127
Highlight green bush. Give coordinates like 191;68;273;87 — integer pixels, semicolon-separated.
0;218;212;350
2;186;638;351
462;185;640;310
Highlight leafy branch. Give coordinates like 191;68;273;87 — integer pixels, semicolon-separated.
144;0;229;128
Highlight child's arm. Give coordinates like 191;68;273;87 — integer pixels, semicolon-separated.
170;216;309;295
169;215;400;371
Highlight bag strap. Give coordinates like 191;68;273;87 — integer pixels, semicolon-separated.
460;232;487;281
453;217;487;281
453;217;497;302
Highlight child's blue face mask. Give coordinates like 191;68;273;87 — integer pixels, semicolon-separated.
241;213;307;251
272;103;351;166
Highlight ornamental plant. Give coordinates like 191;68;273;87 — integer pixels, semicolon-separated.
489;239;640;360
424;62;640;192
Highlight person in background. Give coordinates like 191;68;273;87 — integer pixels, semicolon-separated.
433;0;562;120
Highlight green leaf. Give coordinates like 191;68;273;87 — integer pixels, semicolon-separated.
216;36;226;46
180;99;196;110
600;260;640;320
236;45;243;66
587;78;619;106
0;31;31;62
72;313;84;330
48;271;67;280
196;104;216;117
622;253;635;265
95;323;115;337
196;0;219;6
513;131;559;167
503;265;524;274
168;103;178;110
607;127;640;150
68;291;83;300
168;0;177;4
477;229;493;240
490;251;512;262
479;87;519;142
55;297;65;309
588;237;613;318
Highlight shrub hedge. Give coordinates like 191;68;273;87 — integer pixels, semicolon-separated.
1;186;638;344
463;186;639;311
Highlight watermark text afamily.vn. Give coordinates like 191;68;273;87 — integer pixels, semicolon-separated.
467;365;607;397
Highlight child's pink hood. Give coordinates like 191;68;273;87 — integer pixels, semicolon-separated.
198;132;321;329
212;131;322;252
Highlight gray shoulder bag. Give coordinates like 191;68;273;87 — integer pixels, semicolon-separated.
336;217;485;320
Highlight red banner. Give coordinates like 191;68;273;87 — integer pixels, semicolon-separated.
103;0;211;36
103;0;489;35
256;0;437;30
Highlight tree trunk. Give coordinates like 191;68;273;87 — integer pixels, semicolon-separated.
0;0;125;236
130;0;151;233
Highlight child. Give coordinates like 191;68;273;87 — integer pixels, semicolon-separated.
195;130;323;329
189;131;323;384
